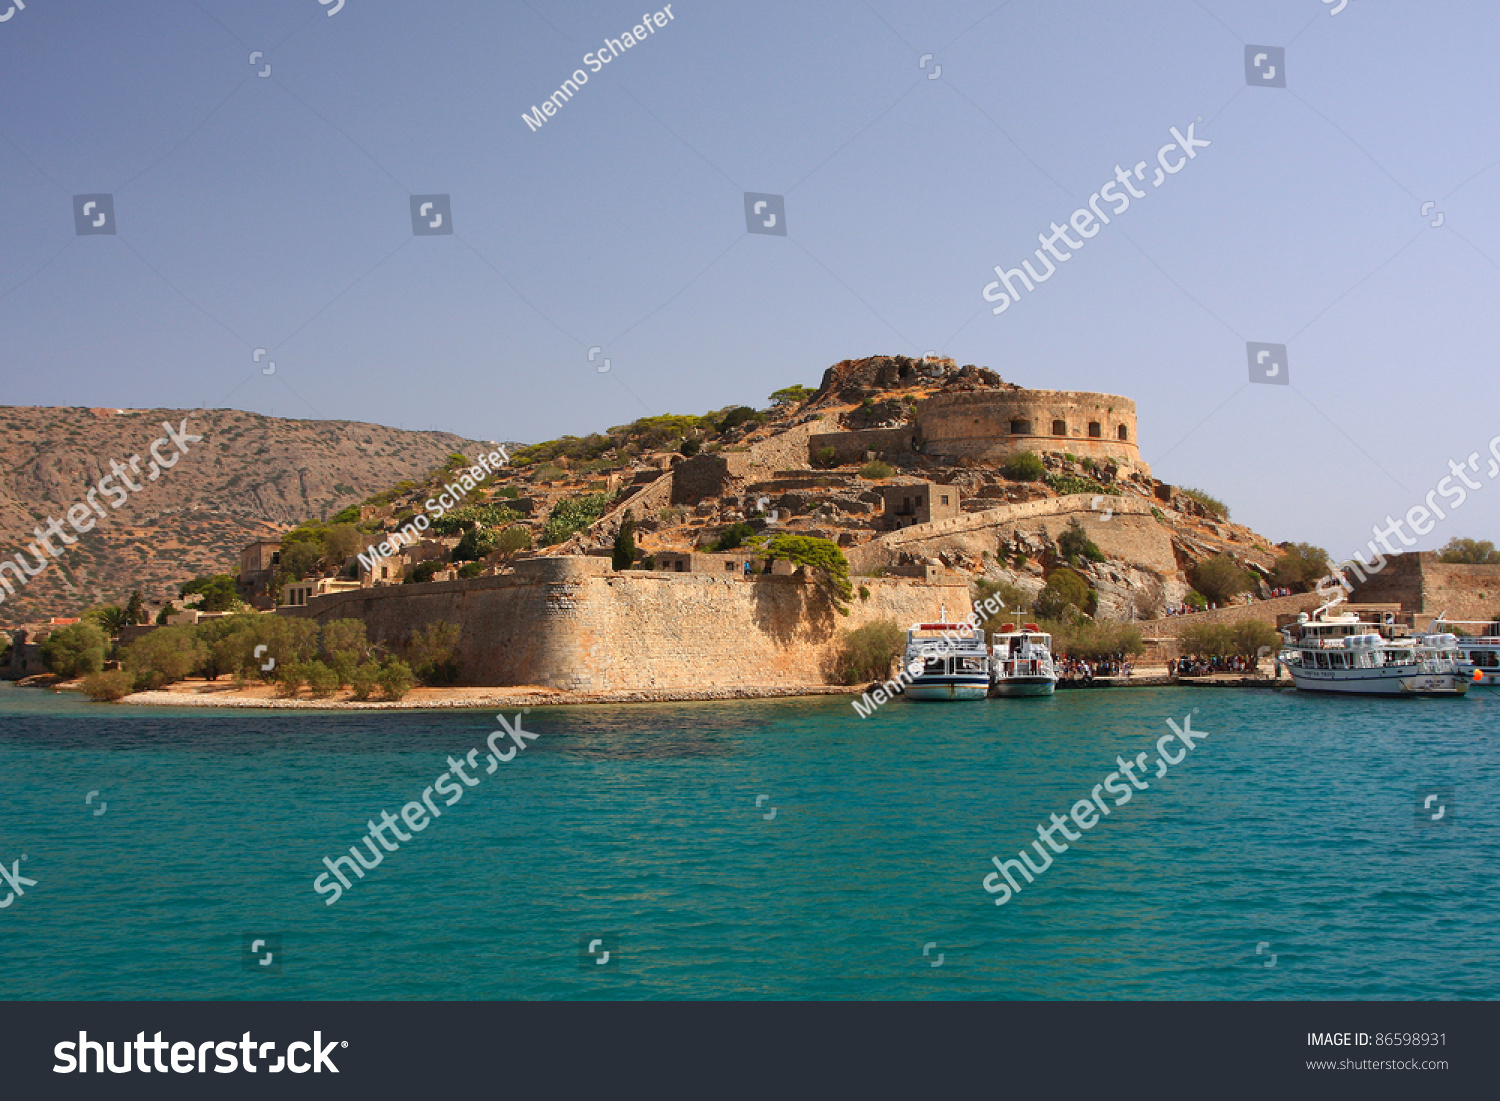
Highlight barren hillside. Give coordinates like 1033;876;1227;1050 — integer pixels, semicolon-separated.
0;406;487;621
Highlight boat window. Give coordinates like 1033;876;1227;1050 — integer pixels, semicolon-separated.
1315;653;1329;668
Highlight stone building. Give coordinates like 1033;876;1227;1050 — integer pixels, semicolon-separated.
236;539;283;609
875;482;960;531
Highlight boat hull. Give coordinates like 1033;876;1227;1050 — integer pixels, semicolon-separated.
1288;670;1470;697
905;679;990;701
992;678;1057;697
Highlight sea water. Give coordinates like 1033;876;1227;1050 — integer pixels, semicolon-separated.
1;681;1494;1000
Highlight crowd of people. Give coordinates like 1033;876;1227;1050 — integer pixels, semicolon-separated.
1169;656;1260;677
1055;655;1134;683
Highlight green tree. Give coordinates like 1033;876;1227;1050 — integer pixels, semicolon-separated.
405;561;444;584
406;622;462;685
1001;451;1045;481
712;522;757;551
123;626;208;690
377;658;416;700
180;574;240;612
1271;542;1331;591
679;437;701;457
350;661;381;700
155;603;178;625
81;669;135;701
769;384;815;407
612;511;638;570
835;620;905;684
1035;568;1092;621
124;590;147;626
453;524;499;562
763;534;853;611
1192;555;1253;605
41;621;107;678
84;604;131;638
1229;620;1282;668
306;660;339;699
1438;537;1498;564
858;460;895;480
492;526;533;564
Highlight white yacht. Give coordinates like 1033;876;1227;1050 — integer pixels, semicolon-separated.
1432;617;1500;686
901;615;990;700
989;623;1058;697
1279;596;1469;697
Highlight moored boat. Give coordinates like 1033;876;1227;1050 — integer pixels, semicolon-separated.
1279;596;1469;697
990;622;1058;697
1432;617;1500;686
901;616;990;700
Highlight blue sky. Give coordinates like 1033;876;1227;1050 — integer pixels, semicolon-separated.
2;0;1498;561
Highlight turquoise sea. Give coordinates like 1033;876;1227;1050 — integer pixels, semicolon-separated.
1;680;1495;1000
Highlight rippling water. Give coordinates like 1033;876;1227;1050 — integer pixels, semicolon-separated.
1;681;1495;1000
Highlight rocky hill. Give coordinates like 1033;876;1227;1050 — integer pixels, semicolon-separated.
0;406;488;621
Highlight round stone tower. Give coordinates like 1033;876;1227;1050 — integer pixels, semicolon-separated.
915;389;1146;473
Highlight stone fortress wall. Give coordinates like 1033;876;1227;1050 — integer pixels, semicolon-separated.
808;388;1147;473
285;556;969;691
915;389;1144;470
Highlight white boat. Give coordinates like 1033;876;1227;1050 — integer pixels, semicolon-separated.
1432;616;1500;686
1279;596;1469;698
901;616;990;701
990;622;1058;697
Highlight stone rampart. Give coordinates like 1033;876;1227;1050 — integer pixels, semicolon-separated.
283;556;968;691
916;389;1145;471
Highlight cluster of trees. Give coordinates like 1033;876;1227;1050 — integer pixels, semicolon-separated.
65;615;466;703
1439;537;1497;564
1176;620;1282;668
512;403;778;472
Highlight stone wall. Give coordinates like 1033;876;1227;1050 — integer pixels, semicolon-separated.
1345;552;1500;621
807;426;915;466
283;556;969;691
670;452;751;504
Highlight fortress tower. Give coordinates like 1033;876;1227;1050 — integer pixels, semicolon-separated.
915;389;1145;472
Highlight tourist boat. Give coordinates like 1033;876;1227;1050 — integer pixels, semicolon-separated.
1278;597;1469;697
1431;617;1500;686
989;623;1058;697
901;614;990;700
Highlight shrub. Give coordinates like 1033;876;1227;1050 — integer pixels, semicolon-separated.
405;561;444;585
973;578;1028;633
716;406;761;433
350;661;381;700
1180;486;1229;519
541;491;612;545
123;626;207;690
1271;542;1331;591
712;522;757;551
452;525;499;562
813;446;839;469
770;384;815;406
1438;537;1498;564
1057;517;1105;564
492;525;532;563
179;574;240;612
859;585;871;602
858;460;895;480
1192;555;1253;605
406;622;461;686
679;438;701;457
41;621;108;678
1035;568;1093;620
1185;591;1207;611
81;669;135;701
306;660;340;699
1150;507;1165;522
275;661;308;698
1045;473;1106;496
835;620;905;684
377;659;416;700
1001;451;1045;481
457;561;484;578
